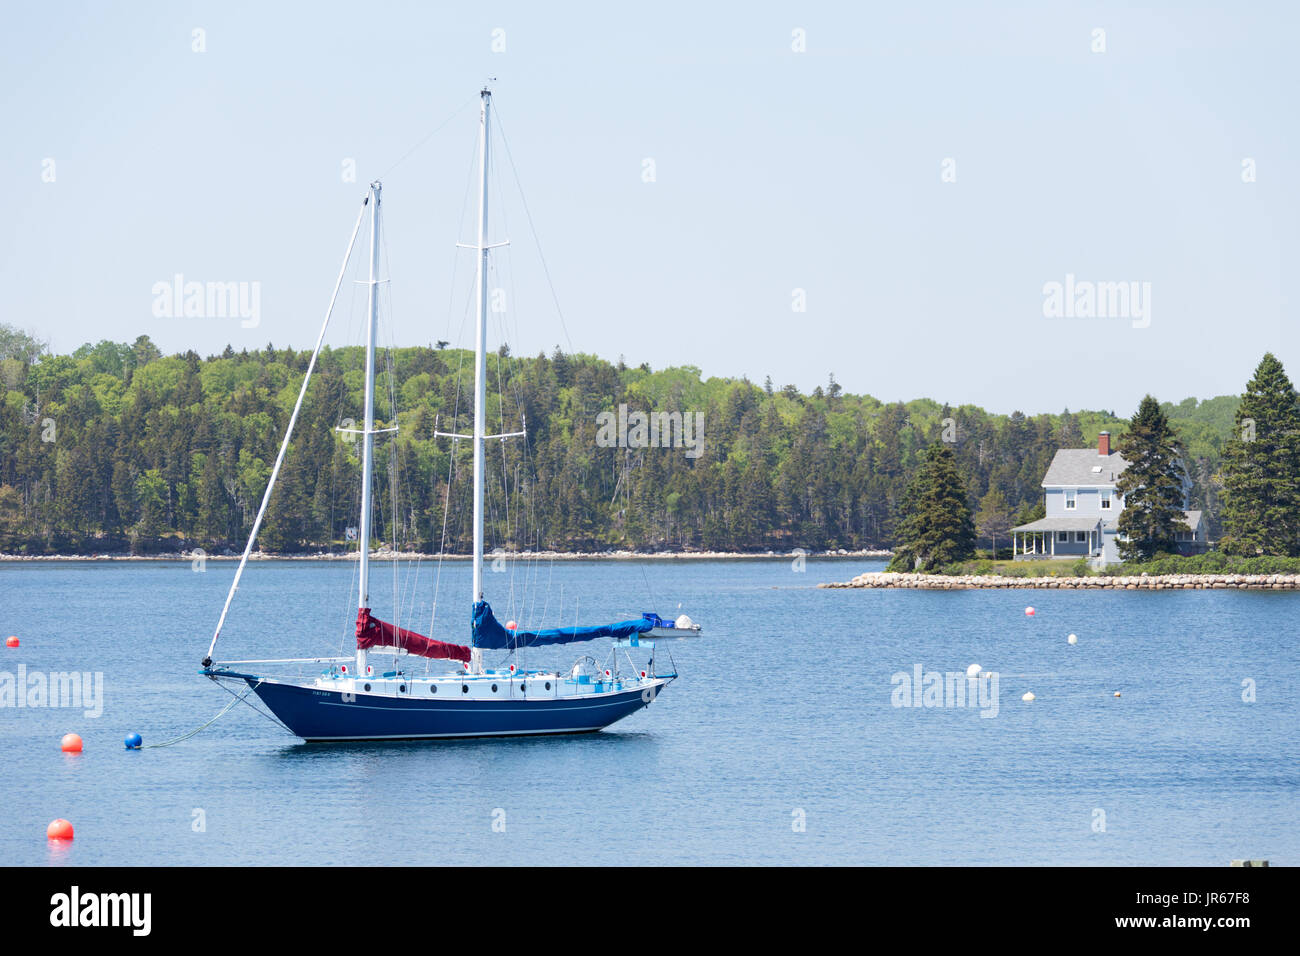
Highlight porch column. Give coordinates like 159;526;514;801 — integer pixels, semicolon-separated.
1051;530;1055;556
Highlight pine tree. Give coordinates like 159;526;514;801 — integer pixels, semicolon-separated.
1116;395;1186;561
888;443;975;571
1219;353;1300;556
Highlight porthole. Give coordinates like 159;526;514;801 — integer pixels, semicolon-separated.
545;682;551;690
491;684;498;692
462;684;469;694
430;685;437;694
363;683;371;692
399;684;406;693
519;684;526;693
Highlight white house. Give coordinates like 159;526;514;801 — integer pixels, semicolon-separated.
1010;431;1207;564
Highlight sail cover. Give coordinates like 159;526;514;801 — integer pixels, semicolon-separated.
356;608;471;664
472;600;653;650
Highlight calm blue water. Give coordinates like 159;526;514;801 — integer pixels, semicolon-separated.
1;557;1296;865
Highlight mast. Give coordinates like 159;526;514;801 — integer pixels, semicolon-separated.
439;86;518;673
357;179;382;676
472;89;491;614
469;88;492;674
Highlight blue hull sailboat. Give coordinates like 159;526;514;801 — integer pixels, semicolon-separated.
200;89;700;741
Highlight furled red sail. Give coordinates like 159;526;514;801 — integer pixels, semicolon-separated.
356;608;471;664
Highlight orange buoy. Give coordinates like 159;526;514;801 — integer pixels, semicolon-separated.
505;620;518;630
47;819;74;840
1024;607;1036;616
60;733;83;753
5;636;18;647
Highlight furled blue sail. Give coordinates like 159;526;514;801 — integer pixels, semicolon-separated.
472;600;653;650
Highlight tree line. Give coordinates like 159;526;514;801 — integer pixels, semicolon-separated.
0;323;1241;556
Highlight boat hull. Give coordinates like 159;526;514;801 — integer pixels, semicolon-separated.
238;675;672;742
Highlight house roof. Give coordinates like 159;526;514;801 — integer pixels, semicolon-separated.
1010;516;1103;533
1014;511;1201;534
1041;449;1129;487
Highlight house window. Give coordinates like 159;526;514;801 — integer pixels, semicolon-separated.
1064;489;1077;510
1075;531;1086;542
1100;490;1112;510
1057;531;1070;542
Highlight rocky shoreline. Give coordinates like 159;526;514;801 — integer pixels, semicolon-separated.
1;548;891;563
821;571;1300;590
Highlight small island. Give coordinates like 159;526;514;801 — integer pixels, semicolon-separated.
853;354;1300;589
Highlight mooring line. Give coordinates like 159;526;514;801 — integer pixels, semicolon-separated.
141;681;264;748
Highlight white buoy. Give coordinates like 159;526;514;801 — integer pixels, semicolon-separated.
966;663;982;678
1022;692;1036;702
1067;633;1078;645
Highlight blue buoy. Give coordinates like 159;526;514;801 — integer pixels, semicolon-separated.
124;732;142;750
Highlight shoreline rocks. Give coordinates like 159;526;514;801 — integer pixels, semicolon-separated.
820;571;1300;590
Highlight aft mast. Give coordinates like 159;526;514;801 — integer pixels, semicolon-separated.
357;179;382;677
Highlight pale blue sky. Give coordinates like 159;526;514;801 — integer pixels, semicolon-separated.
1;1;1295;413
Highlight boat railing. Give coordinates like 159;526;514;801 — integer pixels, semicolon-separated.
210;657;355;666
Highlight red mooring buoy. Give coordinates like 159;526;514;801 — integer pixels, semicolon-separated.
47;819;74;840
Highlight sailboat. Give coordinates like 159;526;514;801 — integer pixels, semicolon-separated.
200;89;700;741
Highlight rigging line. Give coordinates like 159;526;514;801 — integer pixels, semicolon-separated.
428;439;457;643
429;342;469;644
443;130;482;348
490;103;574;350
378;262;406;630
487;132;523;380
481;187;534;615
489;272;514;549
336;240;370;656
379;94;479;180
537;559;555;630
376;221;398;623
376;204;427;637
205;195;369;665
525;528;543;627
640;561;658;612
214;676;295;735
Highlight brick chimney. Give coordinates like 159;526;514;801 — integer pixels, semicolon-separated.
1098;431;1110;457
